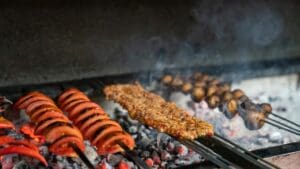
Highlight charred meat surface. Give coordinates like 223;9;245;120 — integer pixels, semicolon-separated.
104;83;214;140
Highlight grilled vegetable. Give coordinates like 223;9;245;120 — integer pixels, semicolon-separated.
0;116;15;130
0;116;47;166
14;92;85;157
58;88;135;155
0;145;47;166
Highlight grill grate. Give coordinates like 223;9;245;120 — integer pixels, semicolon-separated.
0;71;299;169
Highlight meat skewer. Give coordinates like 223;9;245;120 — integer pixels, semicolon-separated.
104;83;279;169
161;73;300;136
229;95;300;136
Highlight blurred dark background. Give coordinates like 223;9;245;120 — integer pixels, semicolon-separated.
0;0;300;87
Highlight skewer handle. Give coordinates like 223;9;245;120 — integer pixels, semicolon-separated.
197;135;279;169
270;113;300;128
263;120;300;136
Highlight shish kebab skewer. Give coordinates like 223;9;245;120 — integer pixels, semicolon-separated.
15;91;149;169
57;88;149;169
162;73;300;135
104;83;279;169
13;92;94;169
0;97;48;166
169;73;300;133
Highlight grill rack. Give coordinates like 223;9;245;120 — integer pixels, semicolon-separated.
0;73;299;169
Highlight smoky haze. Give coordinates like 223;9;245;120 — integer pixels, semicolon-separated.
0;0;299;87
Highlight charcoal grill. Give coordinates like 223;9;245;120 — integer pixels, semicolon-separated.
0;0;300;169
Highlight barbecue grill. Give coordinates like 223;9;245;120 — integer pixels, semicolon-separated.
0;0;300;169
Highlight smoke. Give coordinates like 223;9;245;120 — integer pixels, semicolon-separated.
190;0;284;47
233;5;283;46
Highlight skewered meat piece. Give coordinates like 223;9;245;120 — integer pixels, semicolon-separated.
104;83;214;140
237;98;267;130
206;85;218;97
181;82;193;94
171;76;184;89
232;89;245;100
193;72;202;81
201;74;211;82
243;110;266;130
219;83;231;93
222;99;238;119
206;95;220;109
194;81;206;88
191;87;206;102
161;75;173;85
221;91;233;103
14;92;85;157
260;103;272;116
58;88;135;155
208;79;220;86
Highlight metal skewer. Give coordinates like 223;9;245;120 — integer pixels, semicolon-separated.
117;141;150;169
69;143;95;169
267;118;300;133
269;113;300;128
179;139;232;169
196;135;279;169
214;133;280;169
263;119;300;136
197;134;278;169
197;136;274;169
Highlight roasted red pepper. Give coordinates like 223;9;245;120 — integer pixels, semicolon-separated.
49;136;85;157
45;125;83;143
20;123;45;144
15;91;85;157
0;136;39;151
0;145;48;166
0;116;15;130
